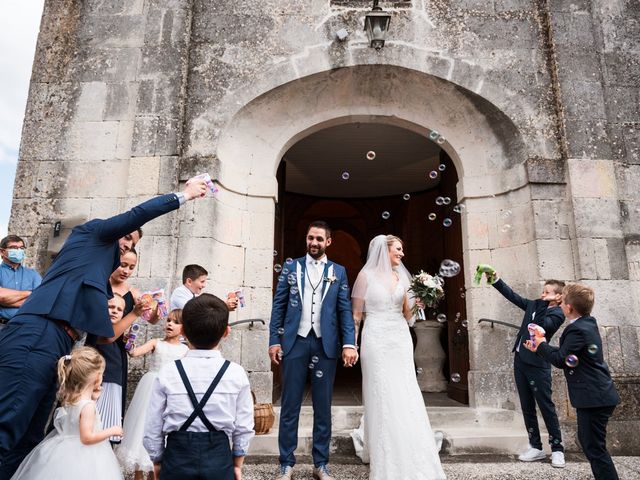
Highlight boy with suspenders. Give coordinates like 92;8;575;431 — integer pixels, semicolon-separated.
144;294;255;479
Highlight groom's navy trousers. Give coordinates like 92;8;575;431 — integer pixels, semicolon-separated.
279;331;337;468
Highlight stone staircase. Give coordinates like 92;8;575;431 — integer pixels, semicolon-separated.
249;405;545;458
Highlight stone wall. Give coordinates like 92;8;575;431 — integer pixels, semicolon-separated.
10;0;640;450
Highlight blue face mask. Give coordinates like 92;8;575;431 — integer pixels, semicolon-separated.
6;249;25;264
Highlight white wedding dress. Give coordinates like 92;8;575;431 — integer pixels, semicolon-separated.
356;272;446;479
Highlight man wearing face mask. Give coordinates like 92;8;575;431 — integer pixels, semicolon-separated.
0;236;41;331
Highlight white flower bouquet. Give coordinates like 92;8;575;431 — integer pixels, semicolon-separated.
408;271;445;321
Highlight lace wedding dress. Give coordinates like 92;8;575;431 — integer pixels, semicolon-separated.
356;272;446;479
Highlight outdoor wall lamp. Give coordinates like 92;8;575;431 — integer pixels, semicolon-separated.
364;0;391;49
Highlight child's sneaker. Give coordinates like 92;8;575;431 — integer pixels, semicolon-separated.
551;451;566;468
518;446;546;462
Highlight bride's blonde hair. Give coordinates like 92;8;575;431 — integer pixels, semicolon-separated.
386;235;404;248
57;347;105;406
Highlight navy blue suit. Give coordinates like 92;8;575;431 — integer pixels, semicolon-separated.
537;316;620;479
0;194;180;478
492;279;566;452
269;257;355;468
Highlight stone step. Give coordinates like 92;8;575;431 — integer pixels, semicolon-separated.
272;406;522;431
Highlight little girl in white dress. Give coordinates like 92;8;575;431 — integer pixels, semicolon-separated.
115;309;189;479
11;347;123;480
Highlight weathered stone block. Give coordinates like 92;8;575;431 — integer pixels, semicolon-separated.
536;239;575;280
564;120;613;160
64;160;129;197
244;248;275;290
127;157;161;195
116;120;134;159
526;157;566;184
75;82;107;121
219;325;242;364
572;197;622;238
68;121;119;161
567;158;617;199
75;47;141;82
562;80;607;120
583;281;638;328
241;329;270;372
248;371;273;404
132;116;159;157
105;82;139;120
78;14;145;48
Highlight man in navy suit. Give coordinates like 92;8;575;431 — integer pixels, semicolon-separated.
484;268;567;467
0;178;208;478
525;283;620;480
269;221;357;480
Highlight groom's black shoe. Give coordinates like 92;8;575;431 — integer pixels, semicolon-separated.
313;465;335;480
276;465;294;480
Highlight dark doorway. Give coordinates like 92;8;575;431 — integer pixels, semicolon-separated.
272;123;469;405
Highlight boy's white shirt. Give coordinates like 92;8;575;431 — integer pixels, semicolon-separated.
169;284;196;310
143;349;255;462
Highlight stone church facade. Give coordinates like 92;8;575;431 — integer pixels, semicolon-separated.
10;0;639;452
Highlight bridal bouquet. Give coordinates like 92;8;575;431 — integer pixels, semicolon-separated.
409;271;445;321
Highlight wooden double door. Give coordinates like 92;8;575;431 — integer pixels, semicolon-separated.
272;153;469;404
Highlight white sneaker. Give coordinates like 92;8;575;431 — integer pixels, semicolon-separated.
518;446;546;462
551;451;566;468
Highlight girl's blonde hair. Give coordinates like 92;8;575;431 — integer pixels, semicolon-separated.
56;347;105;406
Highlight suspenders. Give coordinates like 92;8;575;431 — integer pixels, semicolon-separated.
174;359;230;432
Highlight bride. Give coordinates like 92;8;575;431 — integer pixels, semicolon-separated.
351;234;446;480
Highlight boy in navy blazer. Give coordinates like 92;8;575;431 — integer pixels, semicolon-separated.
0;179;208;479
483;267;567;467
525;283;620;480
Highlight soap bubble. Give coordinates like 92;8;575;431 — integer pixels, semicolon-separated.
462;320;468;328
460;292;466;298
565;354;579;368
274;264;282;273
438;164;446;172
429;171;438;179
277;328;285;335
382;211;390;220
451;373;461;383
569;370;574;375
290;299;299;307
278;275;285;283
456;329;461;334
529;380;535;386
453;204;465;213
308;363;315;369
436;136;446;145
403;193;411;201
366;151;376;160
501;224;512;233
287;274;296;285
341;284;349;291
587;344;599;355
443;197;451;205
277;350;284;359
285;258;294;265
312;356;319;363
443;218;453;227
315;370;324;378
500;210;512;220
439;259;461;277
429;131;439;141
436;313;447;323
273;250;278;256
428;213;437;221
455;312;461;319
341;171;350;180
416;367;424;374
435;196;445;205
290;286;299;295
282;267;289;275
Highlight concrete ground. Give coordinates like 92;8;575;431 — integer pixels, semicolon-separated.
242;454;640;480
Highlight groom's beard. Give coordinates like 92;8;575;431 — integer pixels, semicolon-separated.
307;246;326;259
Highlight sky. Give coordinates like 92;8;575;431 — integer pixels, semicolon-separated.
0;2;45;238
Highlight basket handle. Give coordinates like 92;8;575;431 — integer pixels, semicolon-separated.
251;390;257;405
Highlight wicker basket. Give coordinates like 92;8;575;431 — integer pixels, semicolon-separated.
252;391;275;435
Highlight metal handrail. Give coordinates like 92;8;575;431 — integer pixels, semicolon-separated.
478;318;519;330
229;318;266;328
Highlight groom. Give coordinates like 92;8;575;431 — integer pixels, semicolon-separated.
269;221;358;480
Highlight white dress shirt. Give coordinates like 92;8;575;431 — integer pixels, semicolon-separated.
169;284;196;310
297;254;327;338
143;349;255;462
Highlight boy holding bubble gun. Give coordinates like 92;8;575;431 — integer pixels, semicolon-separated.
524;283;620;480
477;263;567;467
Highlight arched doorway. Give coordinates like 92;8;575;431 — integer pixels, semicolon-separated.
272;122;469;405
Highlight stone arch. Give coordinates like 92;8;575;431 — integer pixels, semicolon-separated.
216;64;529;202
